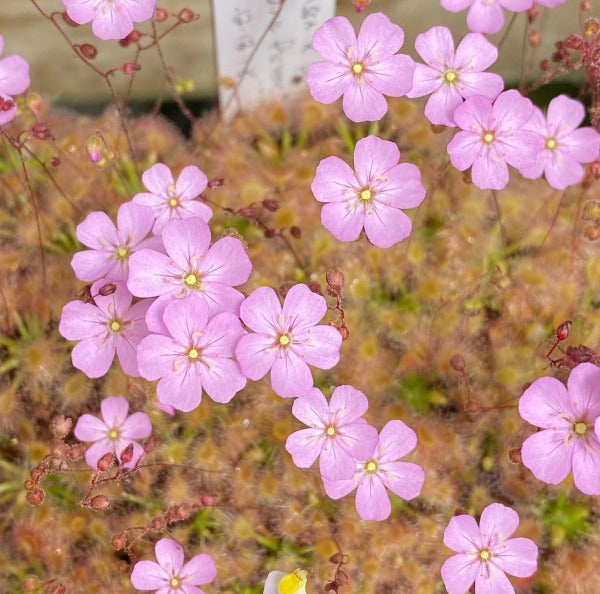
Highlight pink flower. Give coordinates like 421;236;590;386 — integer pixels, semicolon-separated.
536;0;566;6
0;35;30;126
406;27;504;127
447;90;542;190
74;396;152;469
518;362;600;495
71;202;158;283
307;13;415;122
127;217;252;332
132;163;212;235
441;503;538;594
441;0;533;35
285;386;379;481
322;420;425;521
235;284;342;398
62;0;157;41
131;538;216;593
519;95;600;190
59;280;151;378
311;135;425;248
137;295;247;412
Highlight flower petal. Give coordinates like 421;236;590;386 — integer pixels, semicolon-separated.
518;375;574;429
479;503;519;545
312;16;356;63
354;135;400;181
311;156;357;204
286;428;325;468
366;54;415;98
292;388;329;427
162;294;208;344
566;362;600;421
572;435;600;495
235;333;278;381
130;560;169;590
321;201;365;242
357;12;405;61
474;561;515;594
84;438;113;470
493;537;538;578
455;32;498;72
355;473;391;520
283;284;327;331
157;366;203;412
202;237;252;286
270;351;313;398
239;286;281;334
466;0;505;35
180;553;217;586
101;396;130;427
201;358;246;404
142;162;173;196
76;211;118;249
329;385;369;423
342;81;388;122
175;165;208;200
155;538;185;574
444;514;481;553
71;337;115;378
307;61;352;105
375;419;418;462
120;412;152;440
414;26;455;70
363;203;412;248
440;553;479;594
379;461;424;500
162;218;211;267
521;428;573;485
74;413;107;442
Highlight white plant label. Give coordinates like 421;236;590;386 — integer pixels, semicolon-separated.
212;0;336;120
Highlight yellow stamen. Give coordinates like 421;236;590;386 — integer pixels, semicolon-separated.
279;334;290;346
184;273;198;287
545;137;557;150
188;347;199;360
360;189;372;201
366;460;377;472
116;246;129;258
169;197;179;208
326;426;336;436
575;422;587;435
110;321;121;332
352;63;363;75
483;132;494;144
479;549;490;561
278;569;307;594
108;429;119;440
444;70;457;83
170;577;180;588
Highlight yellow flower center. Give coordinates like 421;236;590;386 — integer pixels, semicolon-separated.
444;70;458;83
479;549;491;561
352;63;363;75
169;197;179;208
110;320;122;332
184;273;198;287
365;460;377;472
574;422;588;436
279;334;291;346
545;137;557;150
326;426;336;436
359;189;372;201
116;246;129;259
108;428;119;440
278;569;307;594
483;132;495;144
188;347;200;360
170;577;181;588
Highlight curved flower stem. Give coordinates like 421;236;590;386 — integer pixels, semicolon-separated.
491;189;508;256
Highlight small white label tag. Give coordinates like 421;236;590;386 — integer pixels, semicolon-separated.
212;0;336;120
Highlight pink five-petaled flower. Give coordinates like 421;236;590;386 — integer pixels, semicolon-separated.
74;396;152;469
441;503;538;594
59;280;151;378
440;0;532;35
518;362;600;495
235;284;342;398
0;34;30;126
62;0;157;41
311;135;425;248
132;163;212;235
307;13;415;122
71;202;158;283
285;385;379;481
127;217;251;332
137;294;247;412
322;420;425;521
131;538;217;593
519;94;600;190
447;89;542;190
406;26;504;127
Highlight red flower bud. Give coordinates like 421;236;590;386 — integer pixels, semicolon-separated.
98;282;117;296
339;325;350;341
207;177;224;189
77;43;97;59
200;493;216;506
528;31;541;48
526;6;538;23
120;443;135;465
51;415;73;439
26;488;45;505
556;320;572;341
508;448;522;464
262;199;279;212
326;267;345;292
31;122;52;140
178;8;197;22
122;62;141;75
51;156;61;167
290;226;301;238
154;7;169;22
111;532;127;549
97;452;115;472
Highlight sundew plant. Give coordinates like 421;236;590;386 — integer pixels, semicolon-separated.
2;0;600;593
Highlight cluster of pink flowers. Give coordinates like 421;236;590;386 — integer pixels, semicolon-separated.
286;385;424;521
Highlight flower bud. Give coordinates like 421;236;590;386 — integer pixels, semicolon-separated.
200;493;216;506
24;479;35;490
339;325;350;341
27;93;43;115
508;448;522;464
31;122;52;140
68;443;87;460
353;0;371;12
98;282;117;296
51;156;61;167
151;516;166;530
526;6;538;22
584;225;600;241
326;267;345;292
129;30;141;42
329;552;345;564
77;43;97;59
307;281;323;296
580;0;591;10
62;11;79;26
111;533;127;550
556;320;572;341
122;62;141;75
51;415;73;439
238;207;254;217
528;30;541;48
264;229;276;238
207;177;224;189
120;443;134;465
290;226;301;238
97;452;115;472
262;199;279;212
144;433;159;453
0;98;14;112
26;488;45;505
90;494;111;510
178;8;197;22
86;135;104;164
155;7;169;21
449;354;465;372
584;18;600;39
